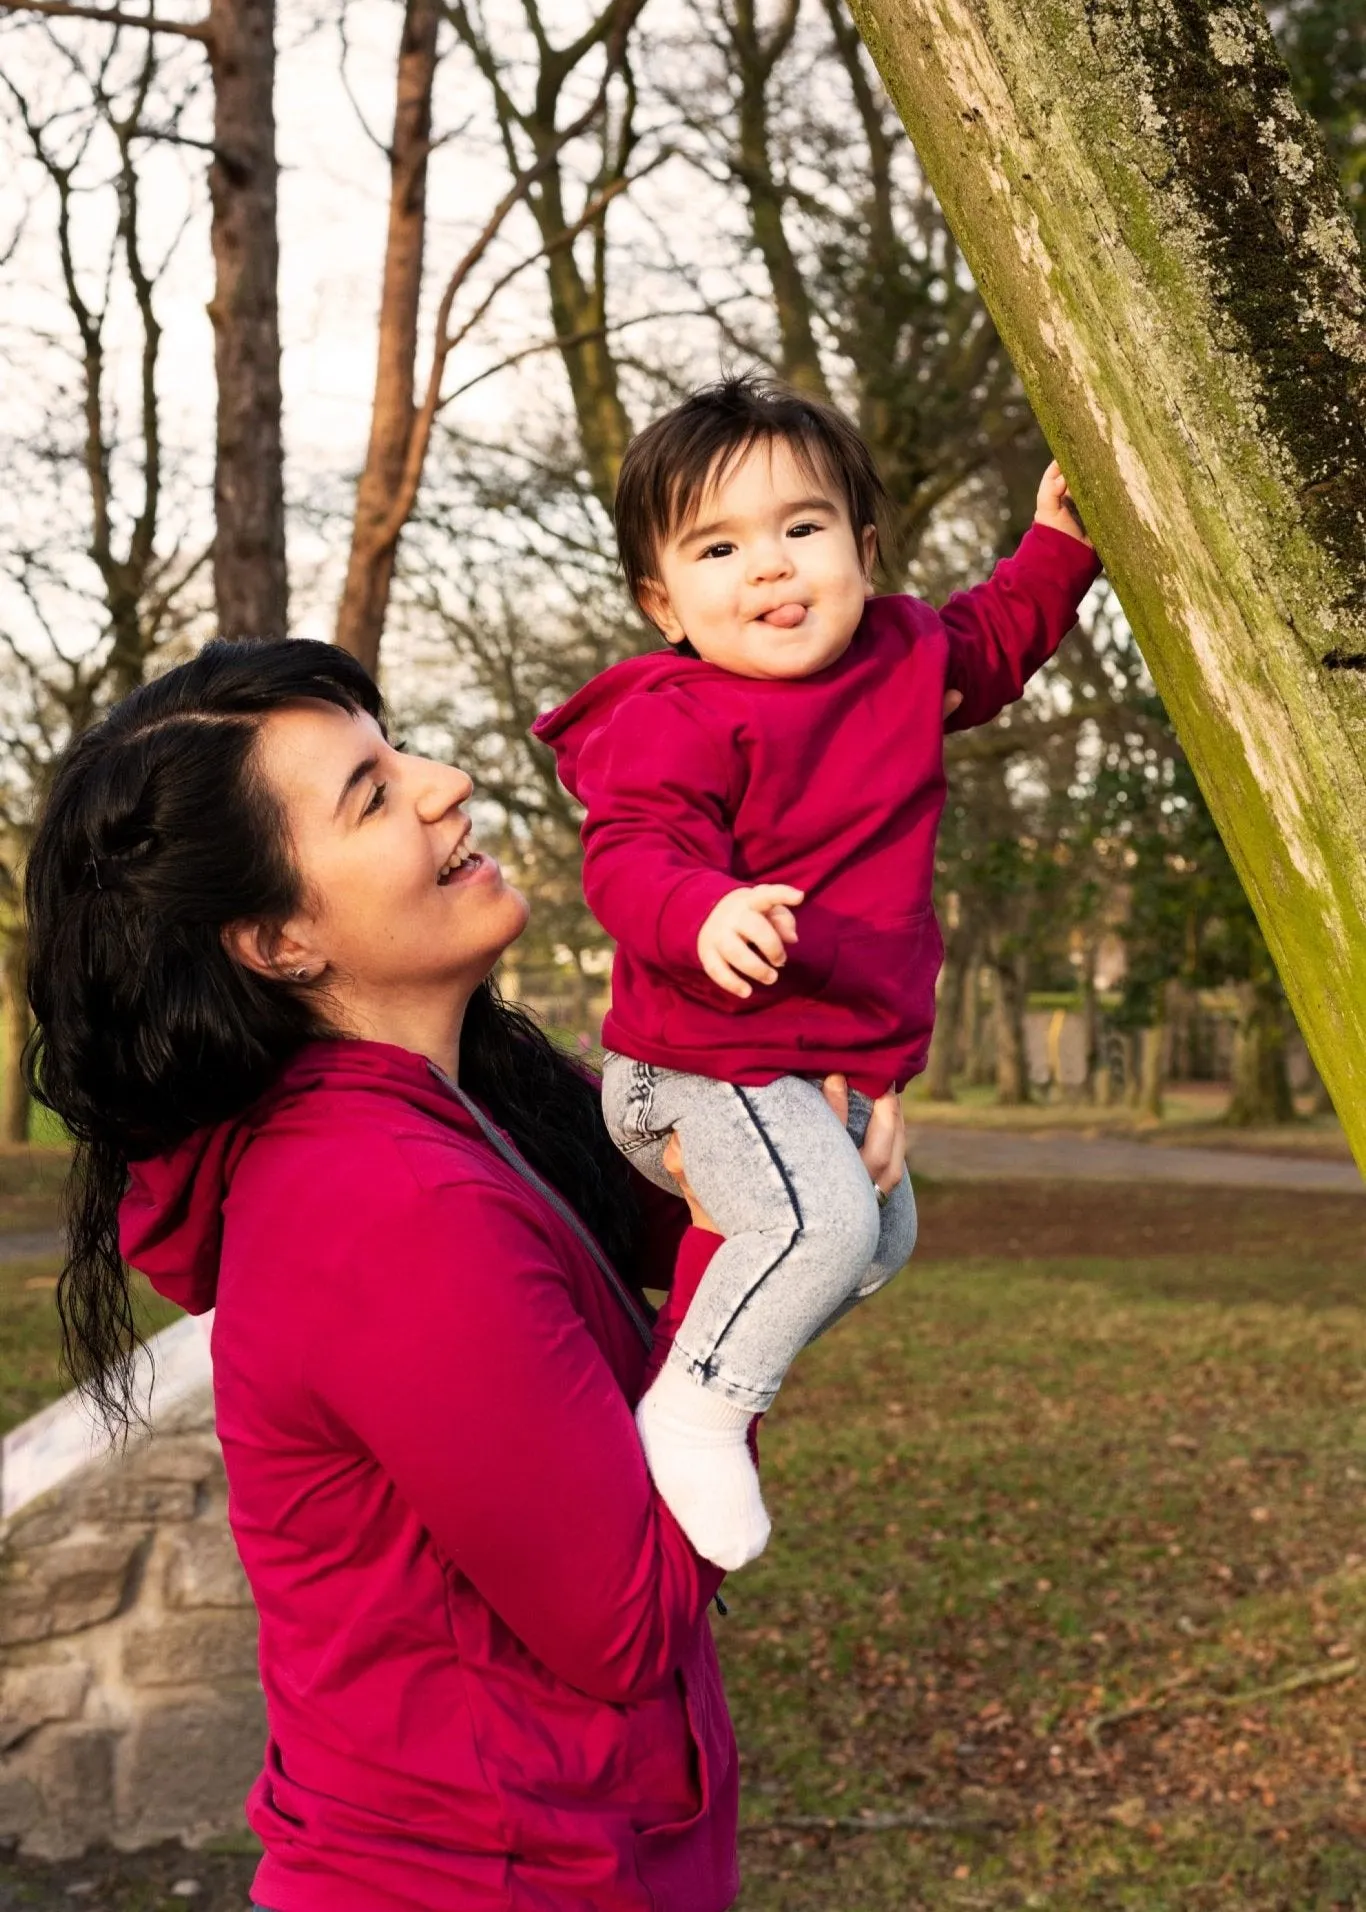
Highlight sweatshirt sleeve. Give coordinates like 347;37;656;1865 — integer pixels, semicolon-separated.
575;691;742;976
308;1171;726;1706
941;522;1102;732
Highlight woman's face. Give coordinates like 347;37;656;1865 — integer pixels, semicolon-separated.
253;702;528;1023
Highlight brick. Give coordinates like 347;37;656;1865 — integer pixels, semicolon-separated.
0;1534;147;1646
122;1609;259;1687
70;1476;199;1525
20;1724;115;1859
115;1691;266;1846
0;1663;91;1750
163;1526;252;1611
0;1770;40;1837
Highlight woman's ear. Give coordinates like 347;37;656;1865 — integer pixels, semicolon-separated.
638;579;686;646
222;919;319;985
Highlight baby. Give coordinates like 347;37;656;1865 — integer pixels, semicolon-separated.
534;377;1099;1570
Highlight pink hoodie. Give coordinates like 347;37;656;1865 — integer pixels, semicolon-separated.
120;1040;739;1912
534;524;1101;1095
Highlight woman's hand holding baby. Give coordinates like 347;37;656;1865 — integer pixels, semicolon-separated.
697;884;803;999
1034;459;1092;546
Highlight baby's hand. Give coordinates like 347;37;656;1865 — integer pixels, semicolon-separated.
1034;459;1092;546
697;884;803;999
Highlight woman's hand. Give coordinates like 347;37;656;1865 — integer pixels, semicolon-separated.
663;1130;722;1235
819;1074;906;1199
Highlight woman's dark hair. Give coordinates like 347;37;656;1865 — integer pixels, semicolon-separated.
24;638;642;1433
614;373;891;627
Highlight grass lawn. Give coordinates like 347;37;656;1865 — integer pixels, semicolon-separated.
728;1180;1366;1909
2;1175;1365;1907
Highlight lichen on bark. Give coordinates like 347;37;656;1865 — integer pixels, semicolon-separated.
846;0;1366;1170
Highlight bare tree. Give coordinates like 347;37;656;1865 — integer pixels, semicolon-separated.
0;33;204;1138
0;0;286;637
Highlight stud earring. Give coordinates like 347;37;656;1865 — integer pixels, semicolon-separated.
291;966;310;981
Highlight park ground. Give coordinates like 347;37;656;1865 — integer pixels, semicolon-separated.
0;1118;1363;1909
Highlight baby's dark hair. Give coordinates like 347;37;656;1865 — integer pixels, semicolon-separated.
614;375;890;613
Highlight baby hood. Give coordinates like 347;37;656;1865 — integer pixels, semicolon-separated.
531;649;698;798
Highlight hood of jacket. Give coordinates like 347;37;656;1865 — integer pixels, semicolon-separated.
531;648;706;798
118;1040;462;1316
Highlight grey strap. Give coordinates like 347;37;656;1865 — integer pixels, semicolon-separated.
429;1064;654;1353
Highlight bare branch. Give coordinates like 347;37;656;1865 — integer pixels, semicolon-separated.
0;0;209;40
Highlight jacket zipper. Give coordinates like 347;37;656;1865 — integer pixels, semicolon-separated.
429;1064;654;1353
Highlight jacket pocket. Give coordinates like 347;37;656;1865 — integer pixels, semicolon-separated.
793;905;942;1053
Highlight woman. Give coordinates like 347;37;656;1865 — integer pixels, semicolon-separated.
24;638;904;1911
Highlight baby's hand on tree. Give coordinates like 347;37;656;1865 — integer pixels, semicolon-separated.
1034;459;1092;545
697;884;803;999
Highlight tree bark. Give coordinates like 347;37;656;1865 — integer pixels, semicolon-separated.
847;0;1366;1174
1;934;31;1147
924;936;968;1100
1138;1021;1166;1124
992;954;1030;1105
335;0;441;675
1224;981;1295;1127
207;0;287;639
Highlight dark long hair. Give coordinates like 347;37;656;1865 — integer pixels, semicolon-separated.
24;638;642;1433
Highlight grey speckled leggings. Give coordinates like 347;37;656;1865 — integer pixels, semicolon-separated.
601;1057;917;1413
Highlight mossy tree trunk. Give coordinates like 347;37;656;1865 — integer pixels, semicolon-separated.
847;0;1366;1174
1;932;31;1147
992;952;1031;1105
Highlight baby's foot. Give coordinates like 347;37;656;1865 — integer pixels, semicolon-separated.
636;1360;770;1571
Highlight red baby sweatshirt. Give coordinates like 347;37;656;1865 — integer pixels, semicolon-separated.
534;523;1101;1095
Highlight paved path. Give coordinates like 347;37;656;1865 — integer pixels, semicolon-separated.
906;1126;1364;1194
0;1228;63;1264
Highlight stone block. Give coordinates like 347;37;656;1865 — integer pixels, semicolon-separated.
0;1534;147;1646
114;1690;266;1847
122;1609;259;1687
20;1724;115;1859
71;1476;199;1525
123;1435;224;1487
0;1663;91;1750
163;1527;253;1610
0;1770;39;1837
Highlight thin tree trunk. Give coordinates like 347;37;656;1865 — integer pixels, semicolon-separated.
924;938;967;1101
335;0;441;674
965;961;995;1087
1;935;31;1147
1079;944;1101;1104
847;0;1366;1175
207;0;287;639
1224;981;1295;1127
1139;1021;1166;1124
992;956;1030;1106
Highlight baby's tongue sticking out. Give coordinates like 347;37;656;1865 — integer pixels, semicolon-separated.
760;603;805;629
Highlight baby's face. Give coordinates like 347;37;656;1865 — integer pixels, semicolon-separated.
640;439;876;680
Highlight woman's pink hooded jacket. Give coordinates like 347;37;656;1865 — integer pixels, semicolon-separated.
119;1039;739;1912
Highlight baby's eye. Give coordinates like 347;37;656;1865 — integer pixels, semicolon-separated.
787;521;823;539
699;542;736;560
363;782;388;817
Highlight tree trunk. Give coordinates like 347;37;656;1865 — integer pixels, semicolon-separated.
847;0;1366;1175
335;0;441;675
924;938;967;1100
965;961;995;1087
992;955;1030;1105
1224;981;1295;1127
1;935;31;1147
1138;1021;1166;1124
207;0;287;640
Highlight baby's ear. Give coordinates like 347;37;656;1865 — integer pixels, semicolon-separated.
638;578;685;644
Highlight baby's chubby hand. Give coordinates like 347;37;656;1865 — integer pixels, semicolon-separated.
697;884;802;999
1034;460;1092;546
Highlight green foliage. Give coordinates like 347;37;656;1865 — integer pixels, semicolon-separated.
1272;0;1366;245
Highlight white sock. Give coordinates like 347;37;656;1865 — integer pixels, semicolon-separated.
636;1360;771;1572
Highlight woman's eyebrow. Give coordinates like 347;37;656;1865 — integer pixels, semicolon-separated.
334;754;379;819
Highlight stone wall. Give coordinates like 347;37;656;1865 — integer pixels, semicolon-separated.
0;1333;264;1860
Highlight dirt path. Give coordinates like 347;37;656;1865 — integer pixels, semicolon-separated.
907;1124;1364;1193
